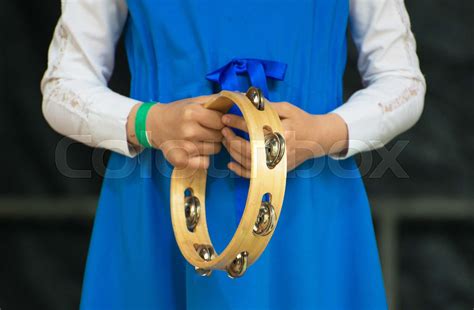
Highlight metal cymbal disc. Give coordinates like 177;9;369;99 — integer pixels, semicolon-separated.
194;244;215;277
185;195;201;232
246;87;265;111
253;201;276;236
265;132;286;169
226;251;249;279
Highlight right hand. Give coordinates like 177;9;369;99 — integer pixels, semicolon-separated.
129;95;224;169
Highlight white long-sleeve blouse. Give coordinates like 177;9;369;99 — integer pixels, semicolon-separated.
41;0;426;159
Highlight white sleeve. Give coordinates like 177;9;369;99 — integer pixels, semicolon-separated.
331;0;426;159
41;0;141;157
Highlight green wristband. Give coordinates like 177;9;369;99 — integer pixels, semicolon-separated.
135;102;155;148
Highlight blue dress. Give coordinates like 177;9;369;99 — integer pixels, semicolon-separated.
80;0;387;309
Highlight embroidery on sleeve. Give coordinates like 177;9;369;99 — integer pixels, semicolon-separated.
378;78;422;113
44;21;88;115
376;1;424;115
49;20;69;77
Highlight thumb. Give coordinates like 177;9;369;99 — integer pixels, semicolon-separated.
271;102;293;118
191;94;219;105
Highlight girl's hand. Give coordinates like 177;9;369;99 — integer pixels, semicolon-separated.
221;101;348;178
127;95;224;169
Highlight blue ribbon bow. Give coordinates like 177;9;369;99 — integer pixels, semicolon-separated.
206;58;287;223
206;58;287;98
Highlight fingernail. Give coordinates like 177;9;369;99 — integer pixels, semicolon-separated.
222;127;230;137
222;115;230;124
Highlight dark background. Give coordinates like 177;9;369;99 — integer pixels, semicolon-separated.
0;1;473;309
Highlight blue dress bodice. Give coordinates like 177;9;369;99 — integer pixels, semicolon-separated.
125;0;348;113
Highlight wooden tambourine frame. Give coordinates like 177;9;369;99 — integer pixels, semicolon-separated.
170;87;287;278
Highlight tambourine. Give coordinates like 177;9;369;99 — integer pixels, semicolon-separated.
170;87;287;278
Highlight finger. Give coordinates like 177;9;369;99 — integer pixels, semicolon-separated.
195;105;225;130
176;95;216;106
197;142;222;155
188;156;210;170
162;142;211;170
271;102;293;118
228;162;251;179
187;125;223;142
221;114;248;133
281;119;295;140
161;143;192;169
183;142;222;156
222;127;251;159
190;94;218;104
222;138;252;169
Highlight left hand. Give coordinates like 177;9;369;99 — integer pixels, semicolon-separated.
221;101;347;178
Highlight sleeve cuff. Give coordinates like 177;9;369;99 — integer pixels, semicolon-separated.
88;90;142;158
330;98;385;160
